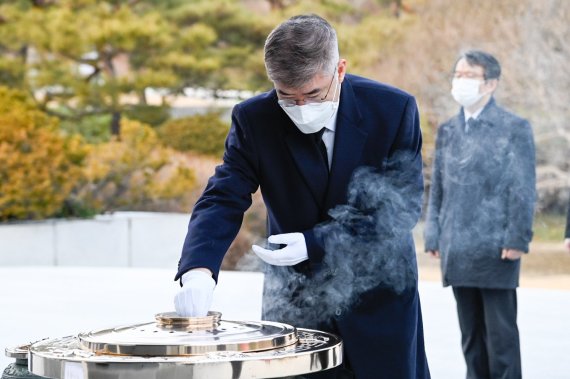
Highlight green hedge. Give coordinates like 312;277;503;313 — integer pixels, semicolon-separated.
158;111;229;157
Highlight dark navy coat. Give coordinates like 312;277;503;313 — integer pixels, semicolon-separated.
424;99;536;289
176;74;430;378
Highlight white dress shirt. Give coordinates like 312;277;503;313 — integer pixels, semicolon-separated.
320;107;339;169
464;106;484;122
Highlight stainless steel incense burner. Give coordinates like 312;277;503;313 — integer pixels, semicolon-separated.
15;312;342;379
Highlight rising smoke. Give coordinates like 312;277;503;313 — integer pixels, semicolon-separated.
238;151;423;328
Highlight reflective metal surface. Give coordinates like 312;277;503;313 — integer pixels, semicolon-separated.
155;311;222;329
4;346;29;361
29;329;342;379
3;344;43;379
79;316;298;356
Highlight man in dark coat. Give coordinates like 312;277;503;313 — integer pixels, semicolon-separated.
174;14;430;379
424;50;536;379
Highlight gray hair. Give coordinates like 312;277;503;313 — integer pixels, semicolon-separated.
264;14;340;89
456;50;501;80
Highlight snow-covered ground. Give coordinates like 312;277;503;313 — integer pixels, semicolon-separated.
1;267;569;378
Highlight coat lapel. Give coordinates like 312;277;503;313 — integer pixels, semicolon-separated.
284;129;329;208
476;98;499;128
283;77;368;213
323;79;367;213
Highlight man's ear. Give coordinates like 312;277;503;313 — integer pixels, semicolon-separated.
484;78;499;93
338;59;347;83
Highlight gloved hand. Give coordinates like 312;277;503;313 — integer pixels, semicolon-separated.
174;269;216;317
252;233;308;266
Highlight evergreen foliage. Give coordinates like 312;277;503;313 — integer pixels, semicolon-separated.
77;119;197;213
0;0;272;136
0;0;565;249
0;86;87;220
158;112;230;158
0;86;197;220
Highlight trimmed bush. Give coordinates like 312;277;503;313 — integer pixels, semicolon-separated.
124;104;171;127
60;114;112;144
158;111;229;158
0;86;87;220
77;119;197;212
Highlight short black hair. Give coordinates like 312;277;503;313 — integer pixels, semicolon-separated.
458;50;501;80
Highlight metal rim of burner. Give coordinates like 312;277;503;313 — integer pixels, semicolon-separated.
28;328;343;378
154;311;222;330
14;313;344;378
77;312;299;356
4;345;30;361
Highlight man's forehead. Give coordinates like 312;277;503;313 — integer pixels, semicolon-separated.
275;72;330;94
455;58;484;73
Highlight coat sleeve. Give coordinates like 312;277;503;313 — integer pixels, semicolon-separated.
503;120;536;252
423;126;445;252
175;104;259;282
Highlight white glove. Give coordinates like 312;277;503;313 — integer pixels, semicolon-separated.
174;270;215;317
252;233;309;266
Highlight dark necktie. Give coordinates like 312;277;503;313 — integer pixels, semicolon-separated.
466;117;478;133
312;128;329;173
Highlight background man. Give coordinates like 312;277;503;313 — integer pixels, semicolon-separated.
424;50;536;379
174;14;430;379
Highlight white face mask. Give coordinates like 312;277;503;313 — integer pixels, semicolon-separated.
451;78;485;108
278;79;340;134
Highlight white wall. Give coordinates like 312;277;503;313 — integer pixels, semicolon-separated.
0;212;190;267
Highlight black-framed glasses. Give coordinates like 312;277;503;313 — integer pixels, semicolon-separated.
279;70;337;108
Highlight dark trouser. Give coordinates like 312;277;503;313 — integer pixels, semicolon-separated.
452;287;521;379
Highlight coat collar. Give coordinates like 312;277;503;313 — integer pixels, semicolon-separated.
457;97;500;129
476;98;501;127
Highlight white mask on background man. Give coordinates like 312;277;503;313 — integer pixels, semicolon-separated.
278;79;340;134
451;78;485;108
